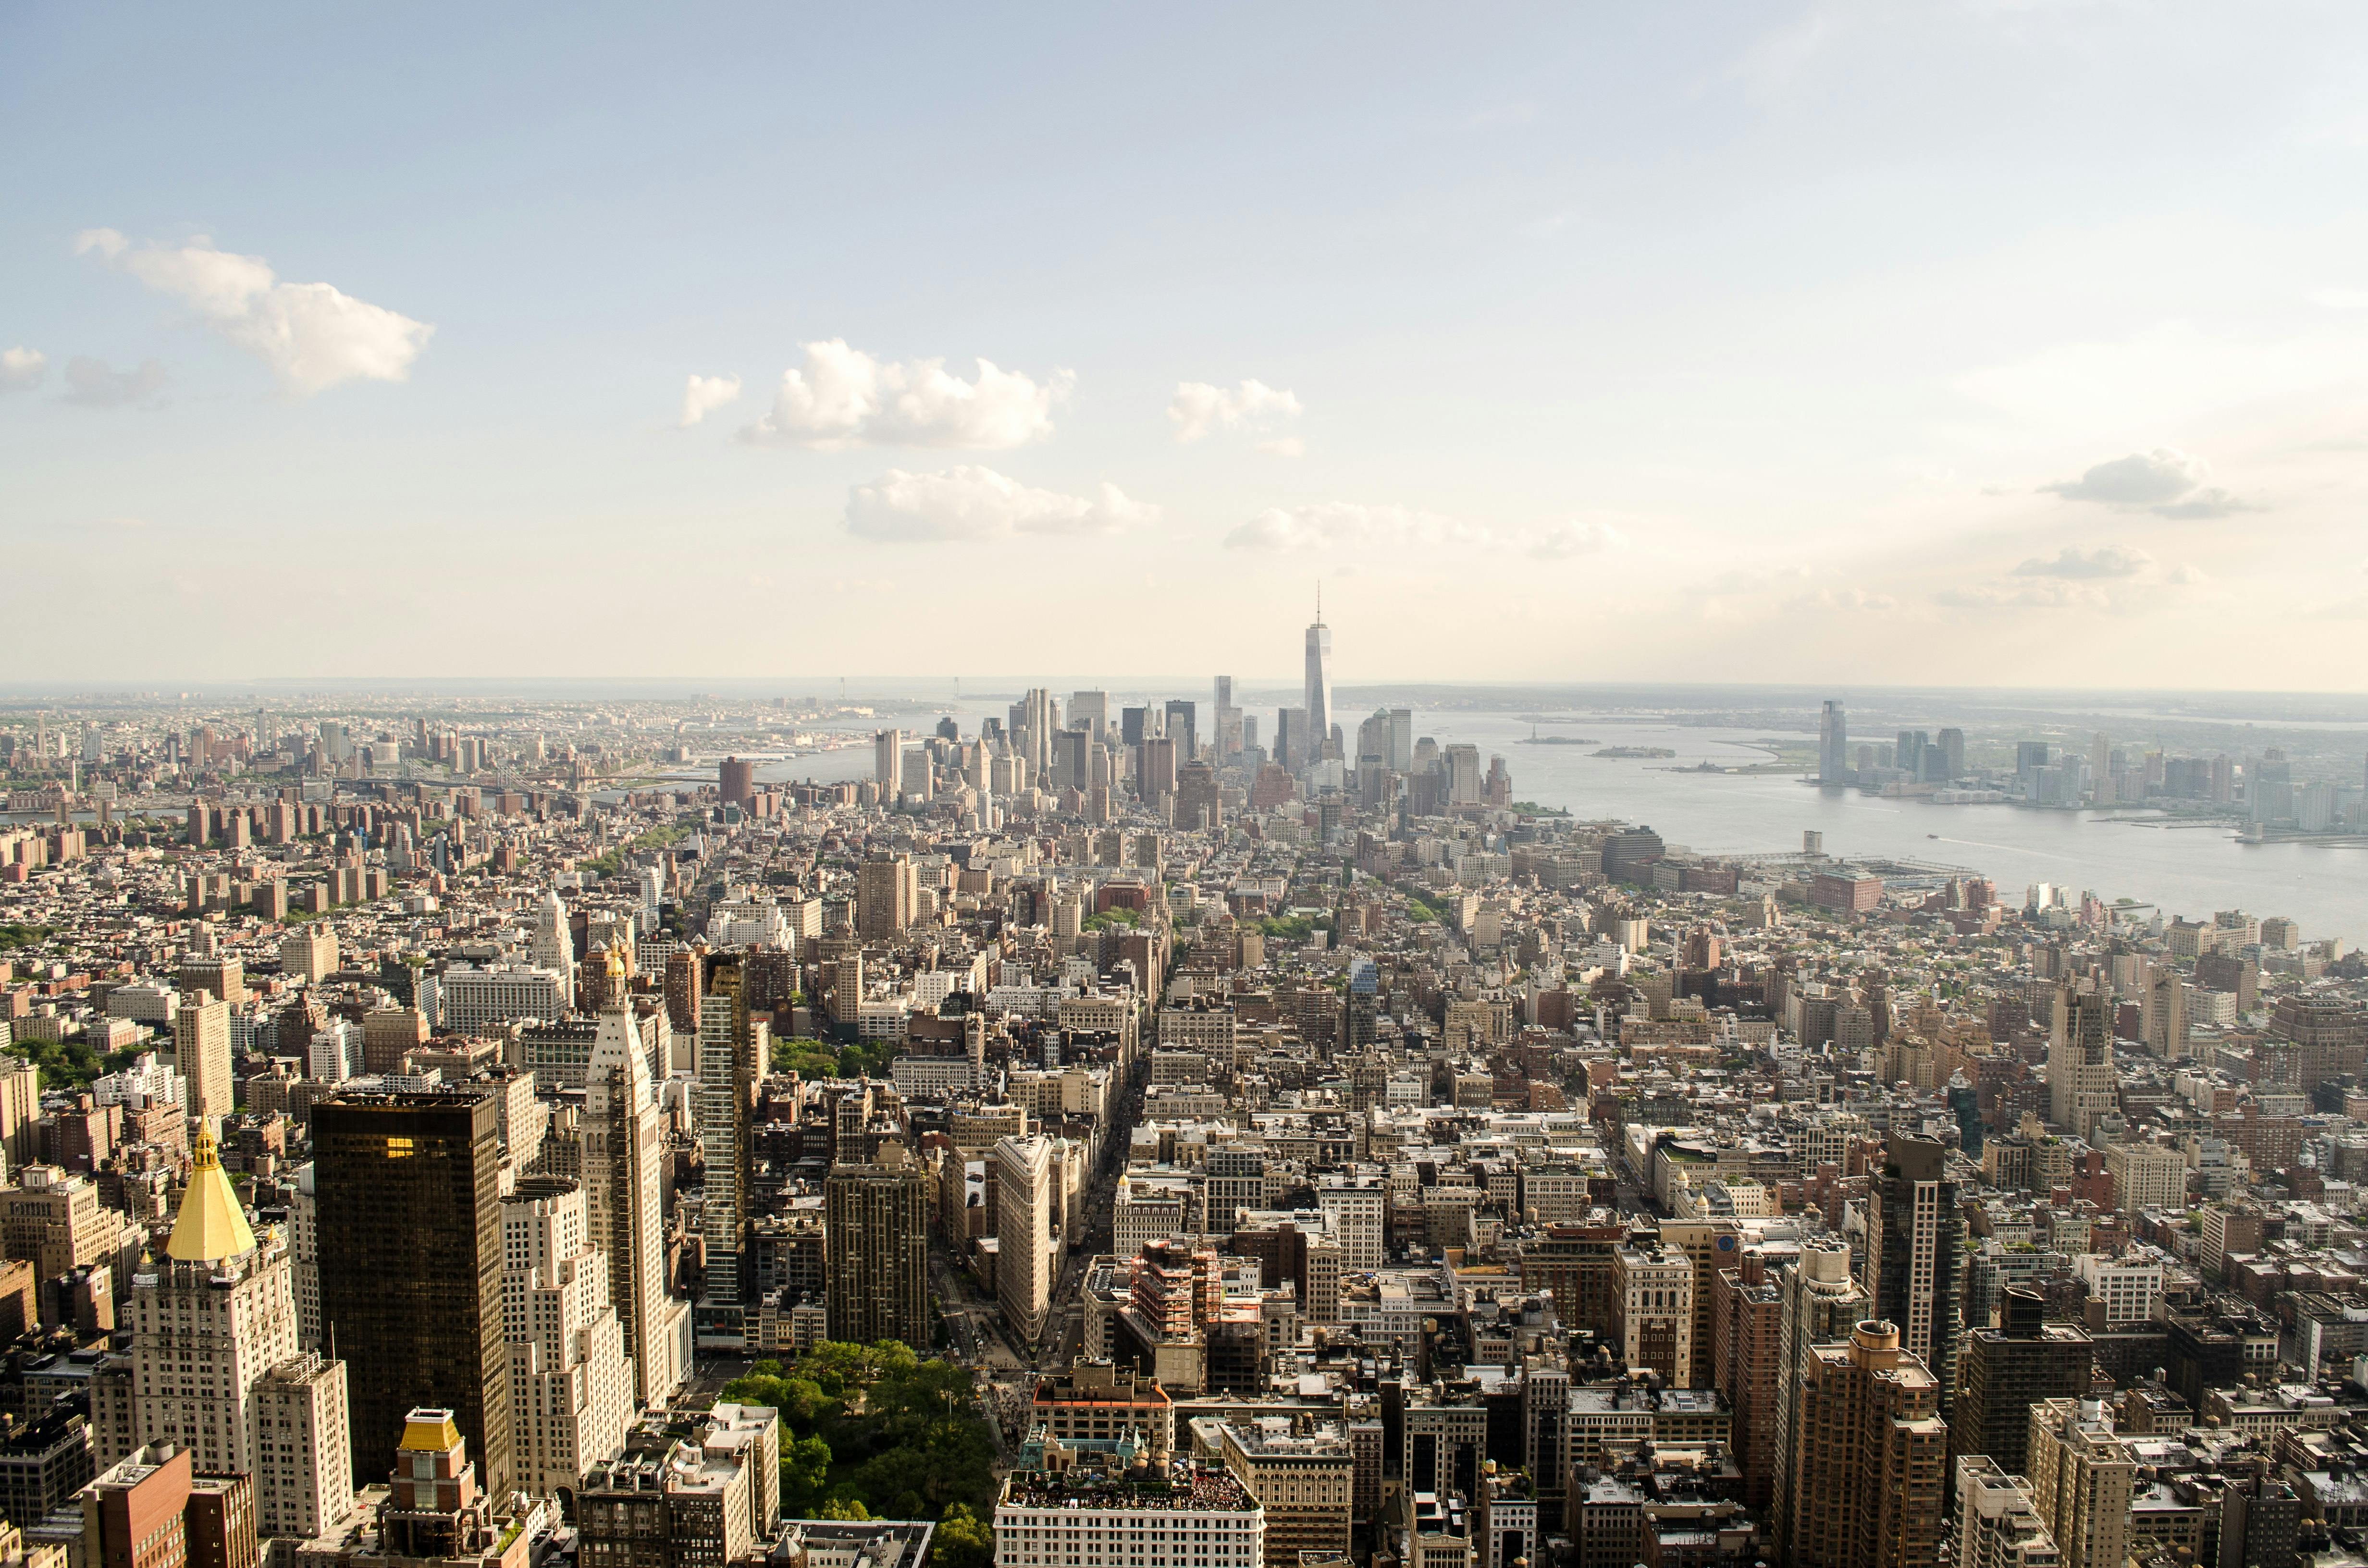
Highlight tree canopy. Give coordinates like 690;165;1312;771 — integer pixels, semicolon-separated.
718;1340;995;1525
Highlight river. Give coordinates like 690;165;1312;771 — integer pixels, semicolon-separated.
1423;712;2368;945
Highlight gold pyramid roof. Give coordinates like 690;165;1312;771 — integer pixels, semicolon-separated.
401;1409;462;1453
166;1120;257;1262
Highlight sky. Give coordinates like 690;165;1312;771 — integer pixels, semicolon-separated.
6;3;2368;689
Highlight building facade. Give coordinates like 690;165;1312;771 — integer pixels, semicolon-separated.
312;1089;512;1495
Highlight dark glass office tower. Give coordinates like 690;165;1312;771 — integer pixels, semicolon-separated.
1863;1132;1965;1412
313;1088;511;1495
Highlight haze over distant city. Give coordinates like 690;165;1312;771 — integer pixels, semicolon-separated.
9;6;2368;685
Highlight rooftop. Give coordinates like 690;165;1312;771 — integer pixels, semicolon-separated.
1000;1468;1258;1514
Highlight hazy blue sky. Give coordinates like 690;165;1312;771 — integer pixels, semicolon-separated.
8;4;2368;686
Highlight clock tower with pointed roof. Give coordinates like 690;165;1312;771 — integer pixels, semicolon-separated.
124;1121;353;1540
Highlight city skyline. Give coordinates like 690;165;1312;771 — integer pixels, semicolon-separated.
10;8;2368;684
0;657;2364;1568
14;10;2368;1568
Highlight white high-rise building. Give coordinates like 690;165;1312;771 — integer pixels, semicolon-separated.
290;1160;321;1350
2047;986;2116;1137
1819;700;1850;783
1304;604;1332;761
128;1124;353;1539
2072;1255;2162;1328
129;1128;297;1474
436;964;567;1034
531;890;576;1009
1612;1242;1696;1386
994;1135;1061;1344
1316;1175;1384;1271
875;728;902;799
996;1470;1265;1568
585;982;689;1406
254;1354;355;1540
1022;689;1055;780
2026;1398;2134;1568
171;996;232;1122
503;1177;634;1496
710;897;793;950
308;1020;360;1083
1958;1457;2062;1568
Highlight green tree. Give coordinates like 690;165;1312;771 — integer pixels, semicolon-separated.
744;1341;996;1520
781;1433;835;1516
771;1039;840;1077
936;1505;994;1568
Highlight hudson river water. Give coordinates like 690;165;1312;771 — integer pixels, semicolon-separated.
1424;713;2367;946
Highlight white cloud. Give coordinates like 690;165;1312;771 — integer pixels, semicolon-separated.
1707;564;1814;594
1255;437;1306;459
1530;520;1629;559
2012;544;2153;579
678;373;741;428
78;229;432;394
1225;502;1490;552
2152;488;2252;520
1934;579;2111;611
2042;449;2203;506
1169;379;1303;443
0;347;47;392
740;340;1069;449
2040;448;2256;519
2312;287;2368;311
61;356;168;409
2168;563;2210;585
1785;586;1898;613
845;466;1157;543
1225;502;1625;560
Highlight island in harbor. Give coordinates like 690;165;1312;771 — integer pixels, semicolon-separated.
1593;745;1678;759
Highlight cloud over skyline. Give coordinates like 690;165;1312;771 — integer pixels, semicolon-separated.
75;229;432;394
740;341;1071;450
1169;379;1303;447
2012;544;2153;579
845;466;1157;542
0;347;46;392
678;374;741;428
1226;503;1626;560
2041;449;2255;520
61;356;169;409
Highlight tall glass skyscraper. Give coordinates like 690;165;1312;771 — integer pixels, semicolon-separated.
1304;599;1332;760
1818;699;1849;783
314;1087;511;1494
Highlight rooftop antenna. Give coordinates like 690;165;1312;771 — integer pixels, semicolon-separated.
1316;579;1322;624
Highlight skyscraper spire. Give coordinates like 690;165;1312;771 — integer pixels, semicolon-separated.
1304;593;1333;762
168;1118;258;1262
